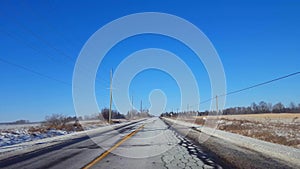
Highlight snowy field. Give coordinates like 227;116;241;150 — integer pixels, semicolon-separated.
174;113;300;148
0;123;70;147
0;123;41;130
0;119;129;148
0;119;144;161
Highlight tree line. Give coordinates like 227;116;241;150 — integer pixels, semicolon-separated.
125;109;152;119
161;101;300;117
222;101;300;115
82;108;151;121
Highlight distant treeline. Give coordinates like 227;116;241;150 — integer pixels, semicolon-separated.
222;101;300;115
125;109;152;119
4;108;151;125
0;119;31;125
99;108;126;120
83;108;152;121
161;101;300;117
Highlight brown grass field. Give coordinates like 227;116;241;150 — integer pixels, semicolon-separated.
177;113;300;148
195;113;300;121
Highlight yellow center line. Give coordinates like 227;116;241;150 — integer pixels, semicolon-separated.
82;124;145;169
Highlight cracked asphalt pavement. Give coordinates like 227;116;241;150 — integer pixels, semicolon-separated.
87;117;223;169
0;117;226;169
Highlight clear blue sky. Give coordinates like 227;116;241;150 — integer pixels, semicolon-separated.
0;0;300;122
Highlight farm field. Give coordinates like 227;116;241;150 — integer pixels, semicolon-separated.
176;113;300;148
0;119;128;147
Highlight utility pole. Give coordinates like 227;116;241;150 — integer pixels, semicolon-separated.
131;95;133;120
109;69;113;124
216;95;219;114
187;104;189;113
140;100;143;114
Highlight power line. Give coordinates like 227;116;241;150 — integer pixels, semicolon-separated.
0;23;111;88
21;1;82;48
223;71;300;97
24;3;120;87
0;25;112;86
0;25;112;88
0;27;62;64
0;57;71;86
0;10;112;87
0;57;107;98
0;12;74;62
1;6;123;88
197;71;300;106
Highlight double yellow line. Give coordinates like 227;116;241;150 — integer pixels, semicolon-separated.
82;124;145;169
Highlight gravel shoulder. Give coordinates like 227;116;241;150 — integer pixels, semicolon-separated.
162;117;300;169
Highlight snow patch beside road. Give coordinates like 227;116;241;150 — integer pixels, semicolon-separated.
0;119;146;160
0;128;69;147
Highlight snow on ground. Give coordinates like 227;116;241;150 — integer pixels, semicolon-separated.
0;123;41;130
174;113;300;148
0;128;70;147
0;119;145;160
0;119;116;148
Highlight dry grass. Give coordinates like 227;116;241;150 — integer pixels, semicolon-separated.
22;122;84;134
176;113;300;149
195;113;300;121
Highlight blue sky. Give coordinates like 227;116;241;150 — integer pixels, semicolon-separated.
0;0;300;122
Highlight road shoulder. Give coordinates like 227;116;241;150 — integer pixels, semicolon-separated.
162;117;300;169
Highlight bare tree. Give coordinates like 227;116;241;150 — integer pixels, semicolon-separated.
272;102;285;113
289;102;296;112
258;101;270;113
251;102;259;113
44;114;67;128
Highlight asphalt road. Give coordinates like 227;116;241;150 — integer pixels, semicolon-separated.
0;117;225;169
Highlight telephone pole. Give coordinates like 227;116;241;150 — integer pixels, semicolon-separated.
109;69;113;124
187;104;189;113
140;100;143;114
216;95;219;113
131;95;133;120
